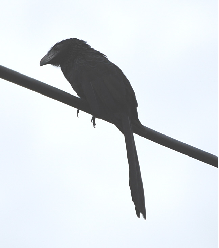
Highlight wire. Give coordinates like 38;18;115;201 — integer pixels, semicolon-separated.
0;65;217;167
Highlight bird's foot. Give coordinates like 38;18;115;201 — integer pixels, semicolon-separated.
77;109;79;117
91;116;96;128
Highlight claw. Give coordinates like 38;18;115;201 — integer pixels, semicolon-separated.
77;109;79;117
91;116;96;128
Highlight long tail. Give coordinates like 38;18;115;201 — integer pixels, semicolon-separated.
122;115;146;219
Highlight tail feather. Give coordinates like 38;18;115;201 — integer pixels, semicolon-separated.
122;115;146;219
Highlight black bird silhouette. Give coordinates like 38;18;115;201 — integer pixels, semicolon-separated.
40;38;146;219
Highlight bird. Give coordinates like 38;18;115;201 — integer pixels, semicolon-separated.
40;38;146;219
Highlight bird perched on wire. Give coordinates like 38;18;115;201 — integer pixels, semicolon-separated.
40;38;146;219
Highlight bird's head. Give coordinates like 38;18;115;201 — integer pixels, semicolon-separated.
40;38;89;67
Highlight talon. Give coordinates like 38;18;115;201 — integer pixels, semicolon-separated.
77;109;79;117
91;116;96;128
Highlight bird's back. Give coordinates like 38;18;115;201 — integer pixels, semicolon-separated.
60;48;139;125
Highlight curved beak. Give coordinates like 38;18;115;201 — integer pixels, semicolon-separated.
40;50;57;66
40;55;49;66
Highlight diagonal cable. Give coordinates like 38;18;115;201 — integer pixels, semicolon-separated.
0;65;217;167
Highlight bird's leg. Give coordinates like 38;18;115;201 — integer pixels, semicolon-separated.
77;109;80;117
91;116;96;128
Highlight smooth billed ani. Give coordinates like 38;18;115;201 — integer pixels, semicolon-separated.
40;38;146;219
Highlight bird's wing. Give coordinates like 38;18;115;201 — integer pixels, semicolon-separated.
72;54;131;117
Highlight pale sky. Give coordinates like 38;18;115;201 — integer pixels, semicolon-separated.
0;0;217;247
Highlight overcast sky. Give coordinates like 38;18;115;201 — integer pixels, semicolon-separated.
0;0;217;247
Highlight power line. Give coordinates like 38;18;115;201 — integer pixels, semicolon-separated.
0;65;217;168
